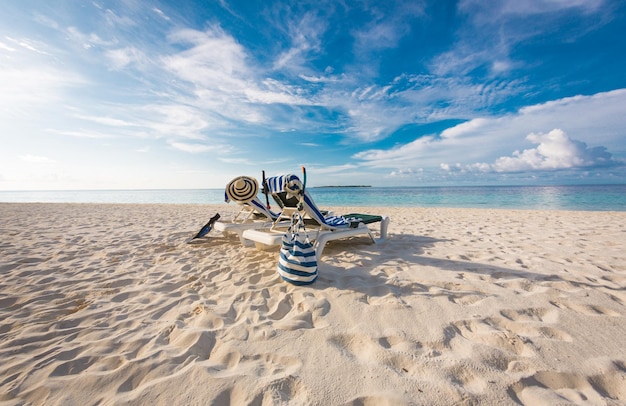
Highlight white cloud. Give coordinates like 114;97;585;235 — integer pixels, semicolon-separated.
0;67;85;109
354;134;436;165
351;2;425;54
33;13;60;29
309;164;359;175
217;157;256;165
273;12;325;72
353;20;407;52
0;41;16;52
489;129;618;172
138;104;212;140
245;79;311;105
4;36;49;55
19;154;56;163
164;26;313;108
462;0;605;19
169;142;219;153
299;72;342;83
103;9;136;28
152;8;171;21
432;0;610;78
390;167;423;177
441;118;489;139
164;26;249;87
46;129;115;139
355;89;626;172
105;47;148;70
316;73;526;143
2;1;622;190
66;27;117;49
75;115;135;127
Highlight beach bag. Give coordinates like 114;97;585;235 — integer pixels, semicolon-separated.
277;214;318;285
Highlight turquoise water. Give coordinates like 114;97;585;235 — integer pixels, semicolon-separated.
0;185;625;211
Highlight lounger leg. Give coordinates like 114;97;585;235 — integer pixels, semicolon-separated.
236;230;255;247
379;216;390;240
314;234;332;260
314;227;377;260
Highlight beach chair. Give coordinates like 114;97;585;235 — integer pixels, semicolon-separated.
263;173;332;222
242;173;390;259
213;176;285;245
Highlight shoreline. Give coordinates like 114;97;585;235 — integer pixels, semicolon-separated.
1;203;625;404
1;201;624;214
1;184;625;212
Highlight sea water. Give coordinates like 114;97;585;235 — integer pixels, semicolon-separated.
1;184;625;211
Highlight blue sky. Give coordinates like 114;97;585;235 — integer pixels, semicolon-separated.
1;0;625;190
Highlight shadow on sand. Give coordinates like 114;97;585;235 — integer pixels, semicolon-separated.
308;231;585;301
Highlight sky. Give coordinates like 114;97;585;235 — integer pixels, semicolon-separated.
1;0;626;190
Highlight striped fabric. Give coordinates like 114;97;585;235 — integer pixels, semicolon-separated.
224;191;280;220
265;174;303;196
277;223;318;285
323;215;351;227
248;198;281;220
301;191;354;229
266;173;358;229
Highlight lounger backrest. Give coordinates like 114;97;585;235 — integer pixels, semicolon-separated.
265;174;301;194
248;198;280;220
300;192;328;225
224;191;279;220
265;174;302;208
265;174;350;229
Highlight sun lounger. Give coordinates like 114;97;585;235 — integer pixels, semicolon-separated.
213;176;286;245
242;173;389;259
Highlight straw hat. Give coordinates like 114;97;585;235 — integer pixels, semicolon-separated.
226;176;259;203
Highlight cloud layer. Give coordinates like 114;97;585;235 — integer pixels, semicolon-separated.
0;1;625;189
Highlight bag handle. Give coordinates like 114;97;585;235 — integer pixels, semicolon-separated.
289;210;311;242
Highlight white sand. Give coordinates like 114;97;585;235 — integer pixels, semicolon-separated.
1;203;625;405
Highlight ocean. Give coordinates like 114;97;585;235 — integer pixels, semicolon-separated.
1;184;625;211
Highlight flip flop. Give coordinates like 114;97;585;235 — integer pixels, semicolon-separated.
188;213;221;242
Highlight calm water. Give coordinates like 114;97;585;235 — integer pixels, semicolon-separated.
1;185;625;211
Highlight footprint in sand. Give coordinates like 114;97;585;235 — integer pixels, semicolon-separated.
212;375;310;405
267;295;293;321
329;333;422;377
168;327;217;359
508;364;626;405
450;318;538;358
267;293;331;331
206;345;302;382
203;288;331;334
340;394;410;406
549;300;621;317
445;362;489;394
500;307;558;323
428;282;489;306
448;311;573;359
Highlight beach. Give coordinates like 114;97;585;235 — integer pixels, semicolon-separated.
1;202;625;405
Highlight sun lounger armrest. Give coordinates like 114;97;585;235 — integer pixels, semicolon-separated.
242;229;284;249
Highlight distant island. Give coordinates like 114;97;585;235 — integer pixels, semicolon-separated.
312;185;372;188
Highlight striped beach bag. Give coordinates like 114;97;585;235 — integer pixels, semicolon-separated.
277;215;318;285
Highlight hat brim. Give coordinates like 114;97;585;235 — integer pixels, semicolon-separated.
226;176;259;203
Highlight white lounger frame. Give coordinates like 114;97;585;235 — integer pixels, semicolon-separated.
214;201;283;246
242;215;390;260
